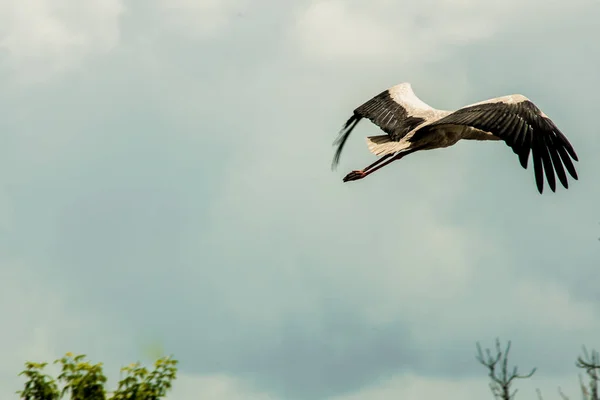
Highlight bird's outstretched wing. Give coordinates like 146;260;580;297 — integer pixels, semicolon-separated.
332;83;434;169
412;95;579;193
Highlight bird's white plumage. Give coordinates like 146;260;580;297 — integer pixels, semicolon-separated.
387;83;435;113
463;93;528;107
461;93;551;118
366;134;411;155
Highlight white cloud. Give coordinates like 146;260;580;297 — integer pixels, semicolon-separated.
0;0;124;83
168;374;277;400
291;1;398;61
289;0;493;63
513;279;598;332
155;0;248;39
289;0;592;63
406;273;600;348
332;374;491;400
331;373;585;400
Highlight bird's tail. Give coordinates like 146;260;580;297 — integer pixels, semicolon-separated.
366;135;411;156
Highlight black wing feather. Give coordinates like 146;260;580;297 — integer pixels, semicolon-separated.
411;99;578;194
332;89;426;169
332;114;361;168
545;134;568;189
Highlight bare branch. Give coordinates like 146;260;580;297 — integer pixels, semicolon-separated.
558;386;571;400
536;388;544;400
576;347;600;400
580;373;591;400
476;339;536;400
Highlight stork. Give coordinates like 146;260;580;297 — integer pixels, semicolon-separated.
332;83;579;194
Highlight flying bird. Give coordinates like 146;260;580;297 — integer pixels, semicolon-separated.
332;82;579;194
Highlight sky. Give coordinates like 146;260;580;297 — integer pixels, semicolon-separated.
1;0;600;399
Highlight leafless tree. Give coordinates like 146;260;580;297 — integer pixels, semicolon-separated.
576;346;600;400
476;341;600;400
476;338;537;400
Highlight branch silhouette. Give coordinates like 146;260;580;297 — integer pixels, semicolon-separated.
476;338;536;400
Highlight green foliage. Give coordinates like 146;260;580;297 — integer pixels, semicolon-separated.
17;352;178;400
111;356;178;400
18;362;60;400
56;353;107;400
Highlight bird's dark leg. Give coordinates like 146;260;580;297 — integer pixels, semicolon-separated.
342;154;393;182
343;149;418;182
363;153;394;172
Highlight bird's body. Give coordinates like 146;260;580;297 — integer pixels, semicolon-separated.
332;83;579;194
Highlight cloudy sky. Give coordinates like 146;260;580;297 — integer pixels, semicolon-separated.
1;0;600;399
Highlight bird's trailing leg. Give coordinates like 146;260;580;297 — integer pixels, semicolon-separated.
342;149;418;182
342;154;392;182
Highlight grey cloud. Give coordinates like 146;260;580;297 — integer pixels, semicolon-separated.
2;1;600;400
